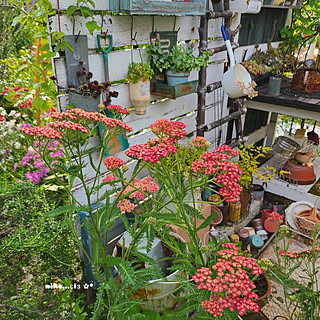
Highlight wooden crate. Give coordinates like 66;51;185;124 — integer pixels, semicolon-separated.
291;68;320;93
151;77;198;99
109;0;207;15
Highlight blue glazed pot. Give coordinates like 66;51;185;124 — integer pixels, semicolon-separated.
166;69;190;86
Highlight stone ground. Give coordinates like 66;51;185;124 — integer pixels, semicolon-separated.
259;235;316;320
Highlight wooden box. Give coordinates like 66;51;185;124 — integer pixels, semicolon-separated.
109;0;206;15
151;77;198;99
291;68;320;93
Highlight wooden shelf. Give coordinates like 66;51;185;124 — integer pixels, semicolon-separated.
110;0;207;15
253;154;320;206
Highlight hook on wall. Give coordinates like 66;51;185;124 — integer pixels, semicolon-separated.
101;15;104;31
72;15;75;35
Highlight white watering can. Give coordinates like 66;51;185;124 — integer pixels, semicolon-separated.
221;25;252;98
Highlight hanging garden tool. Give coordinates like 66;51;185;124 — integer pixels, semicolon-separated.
97;32;113;82
97;32;129;156
307;121;319;145
221;26;256;99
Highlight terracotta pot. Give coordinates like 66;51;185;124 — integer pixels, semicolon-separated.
282;159;316;185
210;205;223;226
129;80;150;115
254;274;271;308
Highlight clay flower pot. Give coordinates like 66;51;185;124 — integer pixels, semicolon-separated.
254;274;271;308
129;80;150;115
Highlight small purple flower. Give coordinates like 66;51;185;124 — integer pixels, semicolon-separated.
13;163;18;171
21;123;31;128
34;160;44;168
51;151;63;158
61;177;65;182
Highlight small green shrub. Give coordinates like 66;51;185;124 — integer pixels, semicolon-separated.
0;181;84;319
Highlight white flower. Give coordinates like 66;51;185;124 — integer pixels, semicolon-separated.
8;110;16;117
15;142;21;149
0;108;6;117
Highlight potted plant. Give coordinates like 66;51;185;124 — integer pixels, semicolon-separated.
147;36;212;86
127;62;154;115
268;58;284;95
68;61;119;112
236;144;280;214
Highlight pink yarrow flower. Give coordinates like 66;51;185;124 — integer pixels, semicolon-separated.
104;156;125;170
192;243;262;317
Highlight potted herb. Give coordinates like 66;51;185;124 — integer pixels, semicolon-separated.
268;58;284;95
127;62;154;115
147;37;212;86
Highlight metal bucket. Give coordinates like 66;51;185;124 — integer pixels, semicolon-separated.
272;136;300;158
114;232;185;313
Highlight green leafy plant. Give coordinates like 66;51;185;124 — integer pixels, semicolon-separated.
280;0;320;53
236;143;272;192
0;181;83;319
147;36;212;73
263;225;320;320
66;0;102;35
127;62;154;84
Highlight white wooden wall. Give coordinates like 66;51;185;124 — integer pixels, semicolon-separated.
47;0;268;204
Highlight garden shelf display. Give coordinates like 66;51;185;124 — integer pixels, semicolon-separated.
109;0;207;15
149;31;199;99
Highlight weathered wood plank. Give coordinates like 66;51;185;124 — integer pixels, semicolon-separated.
48;0;108;10
47;14;201;49
52;40;225;87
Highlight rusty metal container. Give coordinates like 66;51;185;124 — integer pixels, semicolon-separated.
114;232;185;313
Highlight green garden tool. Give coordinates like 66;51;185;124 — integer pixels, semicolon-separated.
97;33;113;81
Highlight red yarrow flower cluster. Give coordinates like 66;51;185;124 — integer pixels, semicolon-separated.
192;136;209;148
50;108;132;132
104;156;125;170
126;137;177;163
117;177;159;213
117;199;135;213
48;121;88;133
102;173;119;183
192;243;262;318
191;146;242;202
106;104;131;115
19;126;62;139
150;119;186;140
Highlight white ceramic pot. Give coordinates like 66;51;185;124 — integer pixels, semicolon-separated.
129;80;150;115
